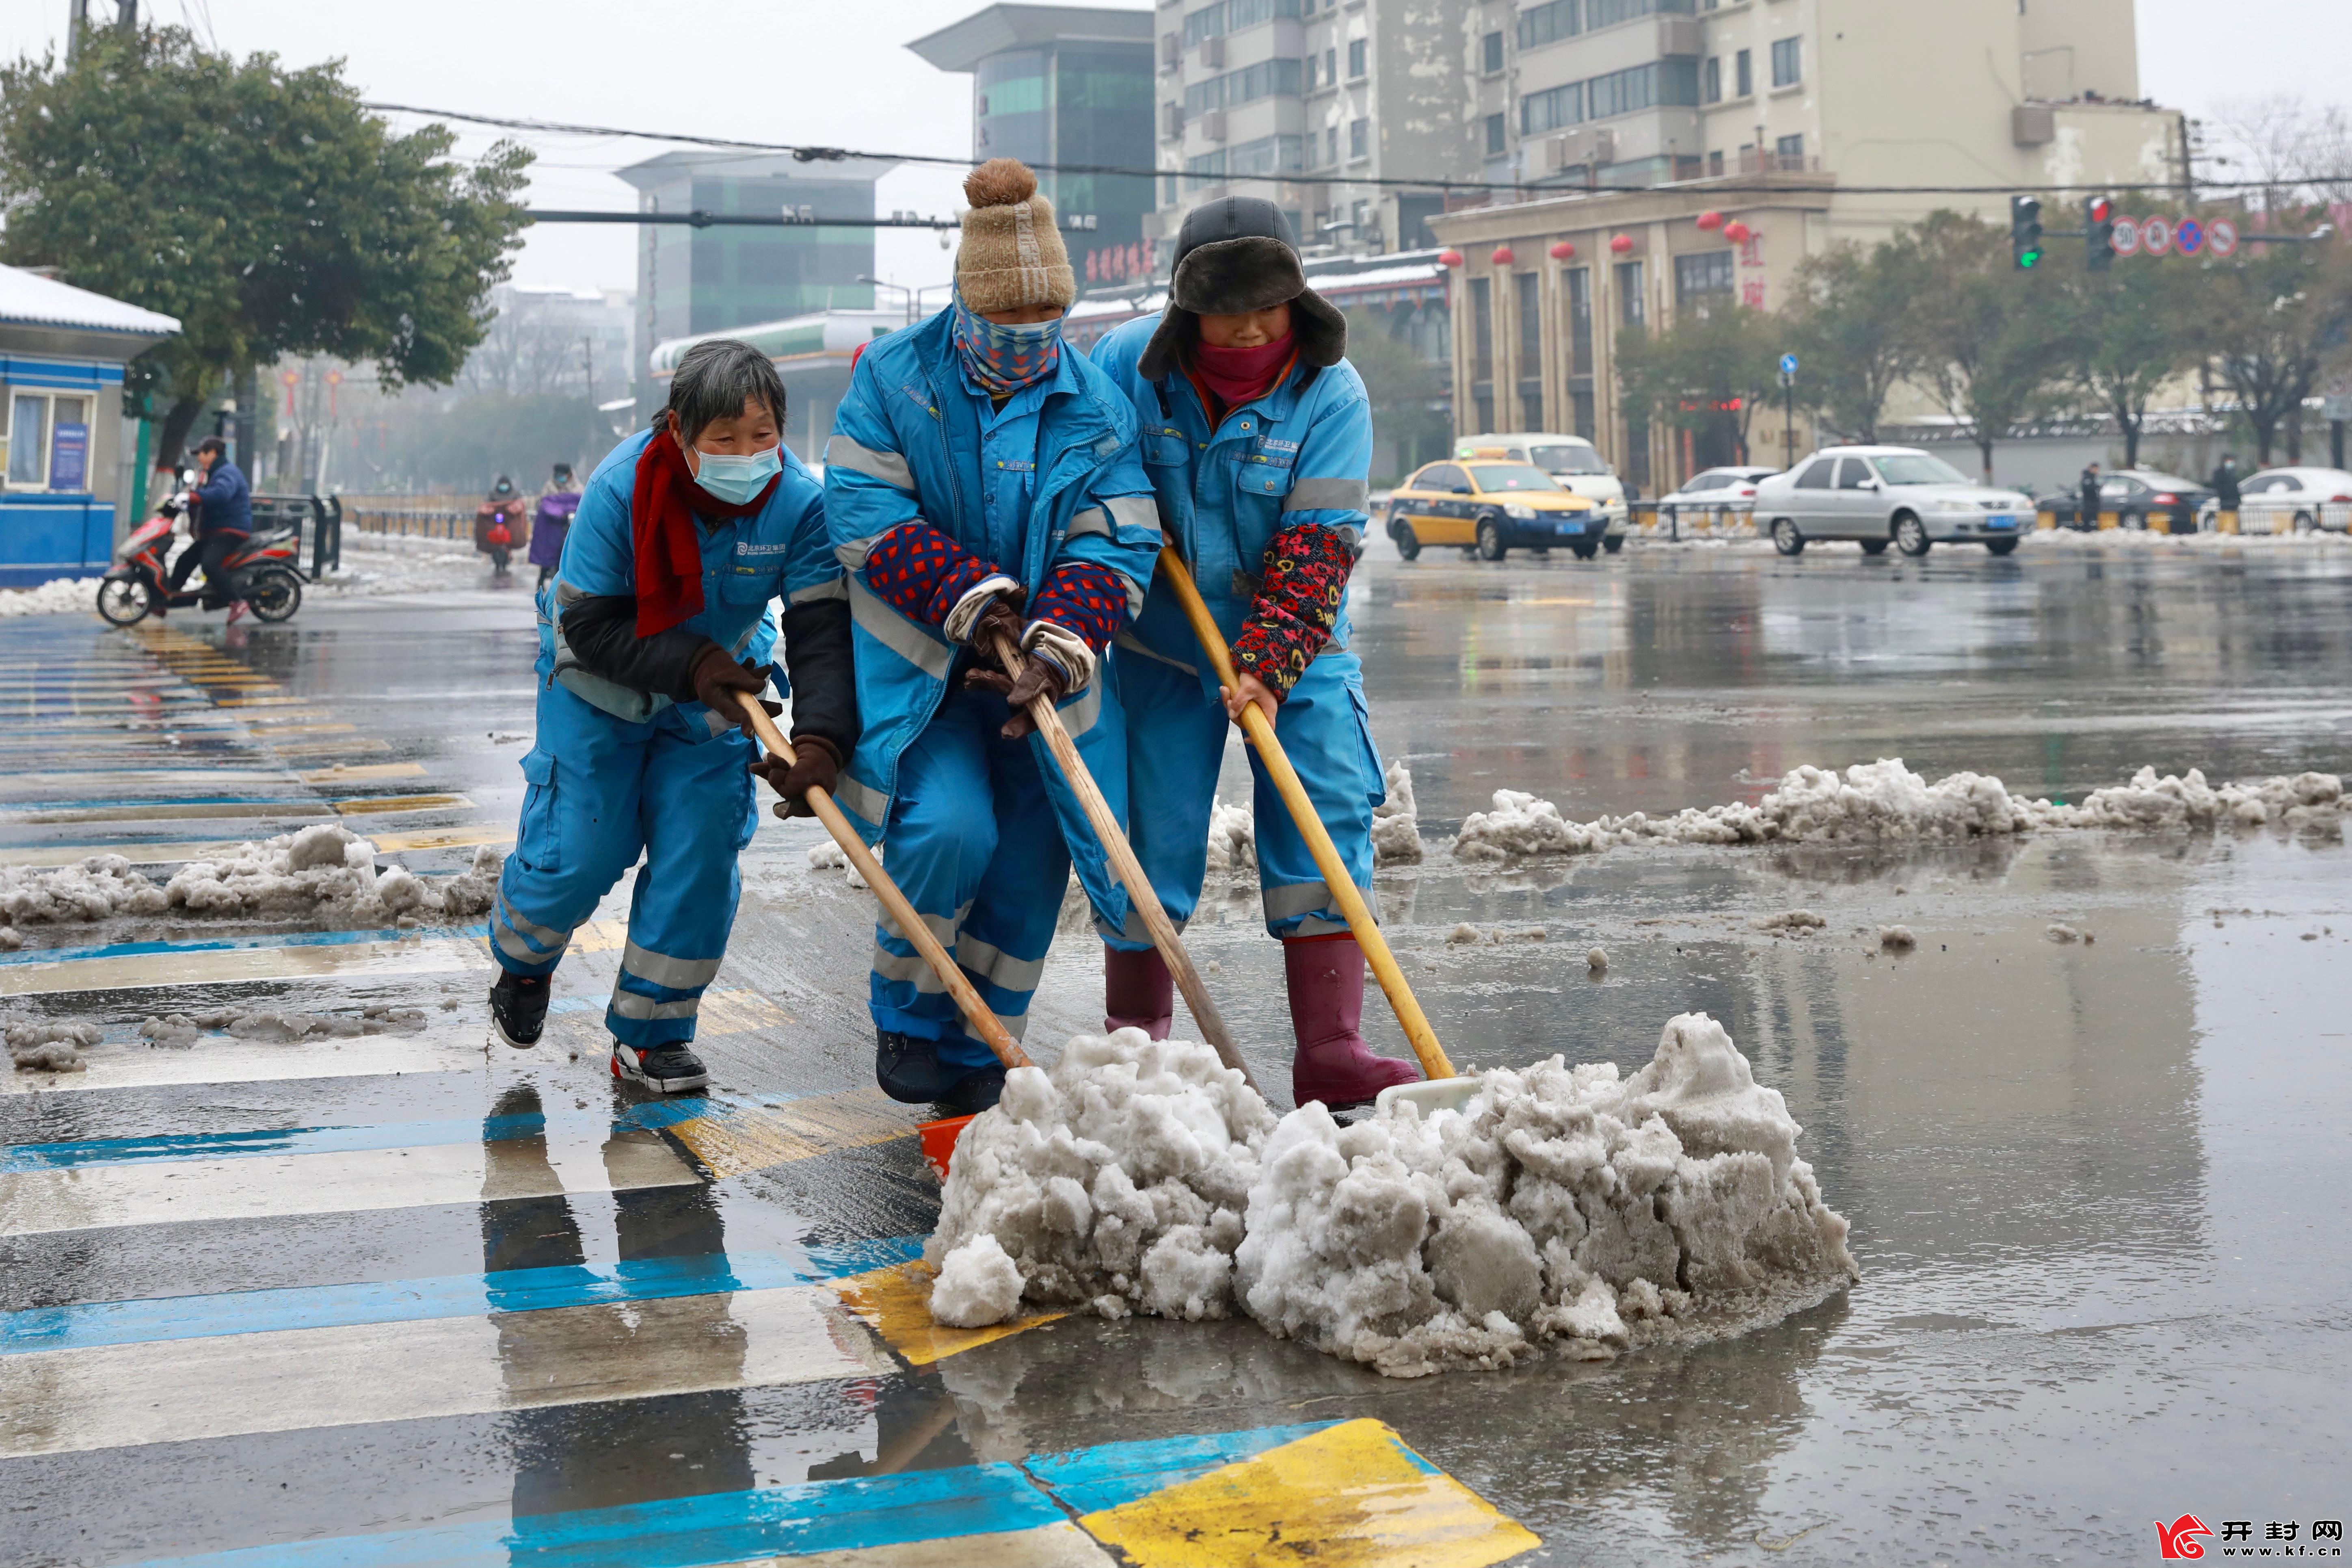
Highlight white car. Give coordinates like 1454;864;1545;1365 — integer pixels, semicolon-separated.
2207;466;2352;532
1654;466;1780;527
1455;433;1629;547
1754;446;2033;557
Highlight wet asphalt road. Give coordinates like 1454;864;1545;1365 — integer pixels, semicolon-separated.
3;535;2349;1566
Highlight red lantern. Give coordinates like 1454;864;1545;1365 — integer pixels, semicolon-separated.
1696;210;1724;231
1548;239;1576;261
1437;248;1464;268
1491;245;1516;266
1609;233;1634;255
1723;220;1752;244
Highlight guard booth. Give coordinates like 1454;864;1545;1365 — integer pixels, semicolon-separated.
0;264;180;588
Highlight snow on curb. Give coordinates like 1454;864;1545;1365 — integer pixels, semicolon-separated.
1452;759;2343;863
0;578;98;619
925;1013;1857;1377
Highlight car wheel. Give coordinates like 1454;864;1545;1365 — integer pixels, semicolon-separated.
1858;538;1889;556
1894;514;1932;557
2293;510;2317;533
1475;515;1508;562
1391;517;1421;561
1985;537;2019;556
1770;518;1805;556
1569;541;1600;560
1602;535;1624;554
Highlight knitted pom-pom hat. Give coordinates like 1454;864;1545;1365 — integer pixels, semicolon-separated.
956;159;1077;313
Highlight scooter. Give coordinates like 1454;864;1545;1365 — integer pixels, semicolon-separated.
96;497;304;627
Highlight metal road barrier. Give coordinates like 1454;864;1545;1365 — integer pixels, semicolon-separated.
250;493;343;581
1634;498;1759;540
344;504;476;543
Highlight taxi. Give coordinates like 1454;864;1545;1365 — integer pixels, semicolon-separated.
1383;450;1604;561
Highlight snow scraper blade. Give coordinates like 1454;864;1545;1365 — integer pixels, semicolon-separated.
1373;1076;1482;1119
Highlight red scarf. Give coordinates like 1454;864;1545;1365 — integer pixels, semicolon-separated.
629;429;780;638
1191;331;1297;413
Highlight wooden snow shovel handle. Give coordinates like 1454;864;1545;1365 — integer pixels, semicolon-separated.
987;630;1257;1093
731;692;1030;1073
1154;547;1456;1083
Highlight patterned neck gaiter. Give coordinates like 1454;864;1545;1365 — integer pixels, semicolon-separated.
951;288;1064;397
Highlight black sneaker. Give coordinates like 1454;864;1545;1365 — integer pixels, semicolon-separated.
939;1065;1007;1117
612;1041;710;1093
876;1029;960;1104
489;971;549;1049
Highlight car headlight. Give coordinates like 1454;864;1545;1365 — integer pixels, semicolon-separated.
1501;502;1537;521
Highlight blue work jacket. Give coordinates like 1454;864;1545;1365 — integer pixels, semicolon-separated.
539;426;843;737
1089;314;1374;702
822;311;1161;920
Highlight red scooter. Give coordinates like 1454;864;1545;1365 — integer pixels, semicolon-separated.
96;500;304;627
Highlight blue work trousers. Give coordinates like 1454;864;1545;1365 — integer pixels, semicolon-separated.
1109;647;1382;948
871;687;1070;1074
492;680;757;1048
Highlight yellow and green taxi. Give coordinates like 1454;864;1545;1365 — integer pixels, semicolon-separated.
1384;451;1605;561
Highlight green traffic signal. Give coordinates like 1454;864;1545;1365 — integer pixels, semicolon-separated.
2019;247;2043;268
2010;194;2044;271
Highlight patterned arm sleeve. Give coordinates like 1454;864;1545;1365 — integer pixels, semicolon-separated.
1027;558;1128;650
860;523;1002;631
1231;521;1352;699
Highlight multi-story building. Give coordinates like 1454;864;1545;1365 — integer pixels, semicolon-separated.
909;4;1159;283
618;151;894;415
1153;0;1492;256
1431;0;2183;487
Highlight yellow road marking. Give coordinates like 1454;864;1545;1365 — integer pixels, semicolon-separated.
664;1085;910;1179
14;801;333;824
1078;1419;1540;1568
831;1259;1064;1366
0;935;489;996
368;823;508;852
243;723;355;736
331;794;472;815
300;763;427;784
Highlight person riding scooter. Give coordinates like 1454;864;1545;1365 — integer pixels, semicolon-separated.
160;437;251;618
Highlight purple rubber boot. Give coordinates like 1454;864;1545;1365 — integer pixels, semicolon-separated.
1104;945;1173;1039
1285;934;1420;1110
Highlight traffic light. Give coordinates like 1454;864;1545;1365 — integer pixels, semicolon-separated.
2085;195;2116;271
2010;195;2044;270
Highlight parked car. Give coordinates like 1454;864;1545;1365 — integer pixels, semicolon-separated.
1753;446;2034;557
2203;466;2352;532
1454;432;1630;544
1654;466;1781;526
2096;468;2211;530
1386;458;1606;560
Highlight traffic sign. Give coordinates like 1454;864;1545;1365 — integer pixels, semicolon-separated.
1779;353;1799;375
2111;216;2142;255
2208;218;2239;258
2142;215;2173;256
2176;217;2205;255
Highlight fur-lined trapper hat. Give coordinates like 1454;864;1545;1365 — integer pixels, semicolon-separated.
1137;197;1348;380
956;159;1076;313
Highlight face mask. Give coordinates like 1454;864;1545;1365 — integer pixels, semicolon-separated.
691;444;783;506
951;290;1064;396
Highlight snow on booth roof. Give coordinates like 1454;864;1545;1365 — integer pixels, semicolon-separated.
0;263;180;337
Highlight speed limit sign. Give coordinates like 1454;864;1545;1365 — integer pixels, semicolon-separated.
2141;215;2174;256
2207;217;2240;258
2111;216;2142;255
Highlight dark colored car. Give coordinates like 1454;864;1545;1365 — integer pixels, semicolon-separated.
2098;468;2212;530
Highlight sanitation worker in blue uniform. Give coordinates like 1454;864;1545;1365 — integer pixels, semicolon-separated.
486;339;858;1093
825;158;1159;1115
1090;197;1421;1111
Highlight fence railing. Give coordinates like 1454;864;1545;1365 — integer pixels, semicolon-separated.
249;493;342;580
344;506;476;543
1631;498;1757;539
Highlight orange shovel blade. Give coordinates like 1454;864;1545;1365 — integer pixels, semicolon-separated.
920;1114;977;1180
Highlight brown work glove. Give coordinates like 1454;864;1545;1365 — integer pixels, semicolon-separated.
749;736;842;819
689;644;780;741
962;646;1070;741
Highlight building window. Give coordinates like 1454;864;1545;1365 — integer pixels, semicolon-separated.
1349;116;1369;159
1304;52;1315;89
4;391;92;491
1485;112;1508;156
1183;56;1306;115
1771;36;1801;88
1182;0;1304;48
1584;59;1699;121
1566;266;1593;375
1615;260;1643;327
1515;272;1543;425
1776;132;1805;162
1347;38;1366;78
1517;0;1580;50
1571;389;1595;441
1325;125;1339;164
1735;48;1751;97
1675;250;1736;311
1703;56;1721;103
1521;81;1582;134
1470;277;1493;382
1708;149;1723;175
1324;46;1336;83
1588;0;1695;26
1481;30;1505;74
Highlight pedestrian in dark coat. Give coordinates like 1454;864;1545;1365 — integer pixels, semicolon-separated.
2078;462;2104;527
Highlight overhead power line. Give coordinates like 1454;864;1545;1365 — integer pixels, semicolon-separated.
368;99;2352;201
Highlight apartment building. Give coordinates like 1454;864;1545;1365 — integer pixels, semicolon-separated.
1432;0;2183;485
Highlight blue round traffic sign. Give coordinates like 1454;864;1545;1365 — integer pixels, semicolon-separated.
1779;353;1799;375
2176;217;2205;255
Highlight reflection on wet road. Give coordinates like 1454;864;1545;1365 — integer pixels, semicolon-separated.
3;543;2349;1564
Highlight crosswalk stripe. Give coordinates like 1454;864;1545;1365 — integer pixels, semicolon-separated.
832;1258;1063;1367
2;818;499;866
0;1032;489;1096
0;933;489;995
0;1122;698;1236
3;1239;923;1353
1;1282;886;1458
0;1109;550;1172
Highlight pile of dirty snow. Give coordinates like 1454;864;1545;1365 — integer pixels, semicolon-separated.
1;828;501;927
0;577;95;618
927;1013;1858;1377
1202;796;1256;881
1372;761;1423;865
139;1004;426;1046
1451;758;2344;863
6;1018;99;1072
806;837;872;890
